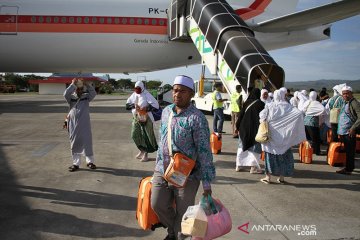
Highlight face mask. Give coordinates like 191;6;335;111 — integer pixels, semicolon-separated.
135;88;142;94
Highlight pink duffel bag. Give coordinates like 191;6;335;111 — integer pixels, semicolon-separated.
193;196;232;240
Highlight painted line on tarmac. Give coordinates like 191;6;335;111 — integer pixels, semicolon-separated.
31;142;59;157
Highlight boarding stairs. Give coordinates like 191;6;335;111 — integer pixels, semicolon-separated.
169;0;284;95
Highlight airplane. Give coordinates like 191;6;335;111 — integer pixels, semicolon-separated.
0;0;359;75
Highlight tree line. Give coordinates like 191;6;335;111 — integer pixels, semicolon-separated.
0;73;164;93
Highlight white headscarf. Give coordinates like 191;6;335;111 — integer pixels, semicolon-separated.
259;89;305;155
300;91;325;116
301;90;308;97
332;84;346;96
268;92;273;101
290;91;299;108
273;90;281;103
126;81;159;121
260;89;271;103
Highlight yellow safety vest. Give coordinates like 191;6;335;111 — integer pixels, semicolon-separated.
212;90;223;109
230;92;241;112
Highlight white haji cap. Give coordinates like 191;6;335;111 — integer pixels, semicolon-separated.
342;85;353;92
173;75;194;90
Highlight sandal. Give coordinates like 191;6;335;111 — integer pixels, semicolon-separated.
68;165;79;172
336;168;351;175
277;179;286;184
260;178;270;184
87;163;97;169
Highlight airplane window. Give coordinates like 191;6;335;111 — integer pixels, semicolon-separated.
159;20;164;25
99;18;105;24
137;19;142;25
77;17;82;23
144;19;149;25
54;17;59;23
92;17;97;24
129;18;135;25
46;17;51;23
115;18;120;24
61;17;67;23
122;18;127;24
152;19;157;25
84;17;89;24
38;16;44;23
69;17;74;23
107;18;112;24
31;16;36;23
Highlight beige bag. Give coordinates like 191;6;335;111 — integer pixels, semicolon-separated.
255;121;269;143
330;97;341;124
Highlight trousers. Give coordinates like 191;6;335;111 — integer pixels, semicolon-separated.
151;171;200;239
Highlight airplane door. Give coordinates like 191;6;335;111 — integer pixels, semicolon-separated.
0;5;19;35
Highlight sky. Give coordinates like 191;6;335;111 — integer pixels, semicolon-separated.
109;0;360;84
14;0;360;84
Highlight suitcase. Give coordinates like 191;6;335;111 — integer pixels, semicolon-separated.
210;132;222;154
299;141;313;164
327;142;346;167
136;176;160;230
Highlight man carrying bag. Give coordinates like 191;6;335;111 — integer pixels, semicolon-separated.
151;75;216;240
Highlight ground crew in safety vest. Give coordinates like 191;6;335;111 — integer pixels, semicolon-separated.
212;83;227;135
231;85;242;138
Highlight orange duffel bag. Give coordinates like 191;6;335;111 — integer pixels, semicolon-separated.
164;153;196;188
299;141;313;164
136;176;161;230
327;142;346;167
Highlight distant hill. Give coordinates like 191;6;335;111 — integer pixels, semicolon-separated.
284;79;360;93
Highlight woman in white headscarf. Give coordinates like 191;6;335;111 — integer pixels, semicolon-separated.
299;91;325;155
325;84;346;142
290;91;299;108
259;90;306;184
260;89;271;104
126;81;159;162
268;92;274;102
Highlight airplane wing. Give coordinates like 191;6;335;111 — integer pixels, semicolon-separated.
253;0;360;33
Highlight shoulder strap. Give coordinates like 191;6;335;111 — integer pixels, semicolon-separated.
333;96;340;108
167;111;174;157
245;100;258;113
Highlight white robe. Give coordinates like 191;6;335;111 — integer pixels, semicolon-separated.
259;100;306;155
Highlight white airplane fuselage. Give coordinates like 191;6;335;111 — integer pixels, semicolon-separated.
0;0;330;73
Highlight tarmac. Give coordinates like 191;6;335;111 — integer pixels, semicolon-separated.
0;93;359;240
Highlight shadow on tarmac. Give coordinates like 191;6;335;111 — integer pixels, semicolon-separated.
0;139;150;239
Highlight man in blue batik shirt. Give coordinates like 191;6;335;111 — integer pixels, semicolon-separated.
151;75;216;240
